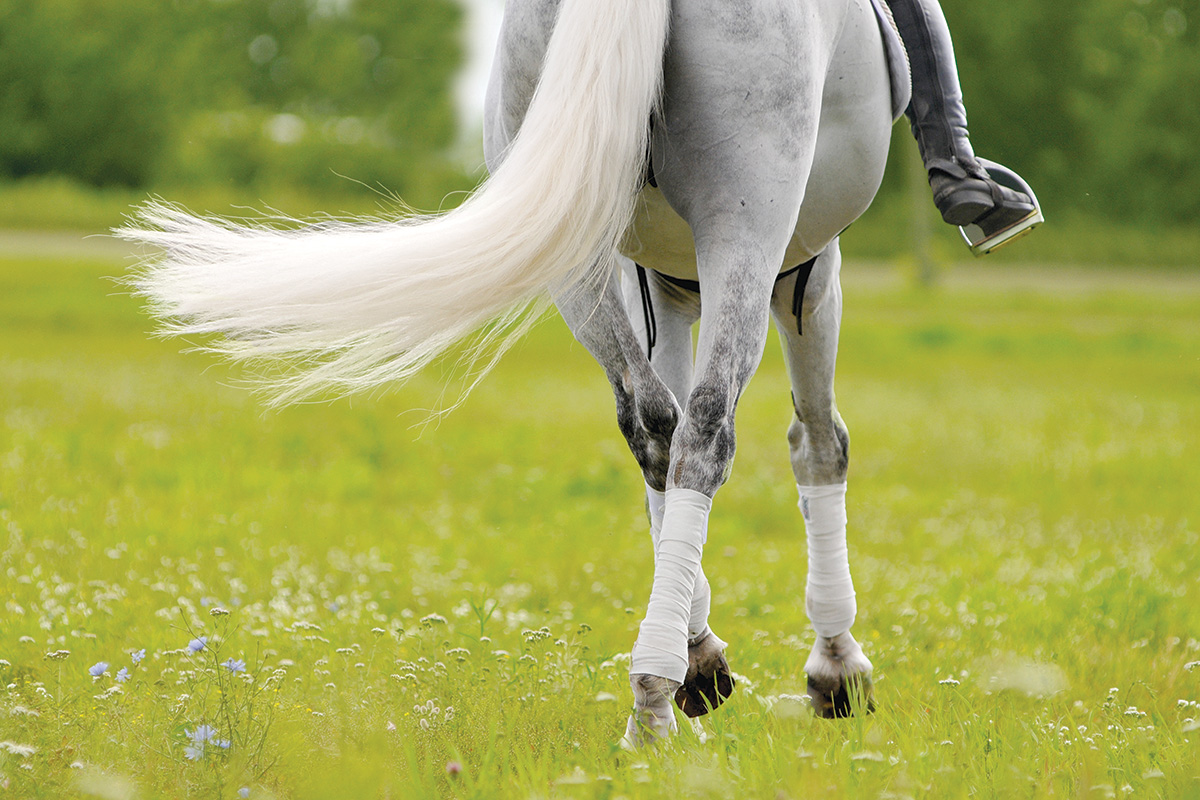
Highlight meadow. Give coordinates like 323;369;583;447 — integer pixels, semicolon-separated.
1;245;1197;798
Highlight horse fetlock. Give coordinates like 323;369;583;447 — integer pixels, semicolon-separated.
670;408;737;495
637;383;681;439
804;631;875;719
622;673;681;748
675;630;735;718
631;673;680;711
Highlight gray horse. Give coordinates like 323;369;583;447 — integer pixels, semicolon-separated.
121;0;903;744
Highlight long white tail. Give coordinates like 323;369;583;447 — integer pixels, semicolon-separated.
118;0;670;406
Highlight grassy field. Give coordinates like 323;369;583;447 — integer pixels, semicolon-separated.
1;247;1198;799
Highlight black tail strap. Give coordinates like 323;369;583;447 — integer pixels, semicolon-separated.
636;264;658;362
635;254;819;358
789;256;818;335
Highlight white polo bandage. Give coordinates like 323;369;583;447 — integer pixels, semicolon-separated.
632;487;711;682
799;483;856;639
646;485;711;642
646;484;667;537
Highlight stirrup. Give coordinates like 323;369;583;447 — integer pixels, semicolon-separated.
958;158;1044;256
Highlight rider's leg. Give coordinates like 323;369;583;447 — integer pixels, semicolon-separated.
888;0;1038;237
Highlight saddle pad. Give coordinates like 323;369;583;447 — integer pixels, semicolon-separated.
869;0;912;122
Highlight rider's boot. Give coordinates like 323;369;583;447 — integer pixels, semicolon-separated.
888;0;1041;253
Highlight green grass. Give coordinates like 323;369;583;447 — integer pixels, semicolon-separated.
1;252;1198;799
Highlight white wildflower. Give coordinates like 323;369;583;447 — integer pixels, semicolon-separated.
0;741;36;757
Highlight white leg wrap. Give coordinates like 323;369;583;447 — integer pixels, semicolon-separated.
798;483;857;639
646;484;667;539
632;488;711;683
646;485;711;642
688;570;712;643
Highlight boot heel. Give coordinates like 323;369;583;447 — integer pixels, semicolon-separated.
937;190;994;226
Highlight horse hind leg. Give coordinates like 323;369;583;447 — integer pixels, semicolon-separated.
770;243;875;718
623;0;836;742
622;235;792;748
643;501;736;722
619;264;736;719
554;268;687;749
555;265;681;492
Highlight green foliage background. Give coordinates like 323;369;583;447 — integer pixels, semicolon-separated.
944;0;1200;227
0;0;1198;240
0;0;463;200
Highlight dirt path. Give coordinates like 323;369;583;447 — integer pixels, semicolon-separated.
0;229;136;261
847;258;1200;295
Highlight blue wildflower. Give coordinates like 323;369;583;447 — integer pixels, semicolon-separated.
222;658;246;673
131;649;146;665
88;662;109;678
184;724;222;760
188;724;218;743
115;667;130;683
239;788;250;799
187;637;208;653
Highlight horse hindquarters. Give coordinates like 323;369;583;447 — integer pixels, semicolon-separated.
490;0;891;743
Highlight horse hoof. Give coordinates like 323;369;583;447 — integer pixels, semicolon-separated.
674;630;735;718
806;671;875;719
622;673;680;749
804;631;875;719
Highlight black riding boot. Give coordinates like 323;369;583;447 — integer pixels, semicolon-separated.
887;0;1039;248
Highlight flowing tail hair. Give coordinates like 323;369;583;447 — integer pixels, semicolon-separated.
117;0;671;407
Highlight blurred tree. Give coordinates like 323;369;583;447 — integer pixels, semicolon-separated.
0;0;171;186
152;0;464;196
0;0;463;197
942;0;1200;226
1074;0;1200;223
2;0;1197;226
